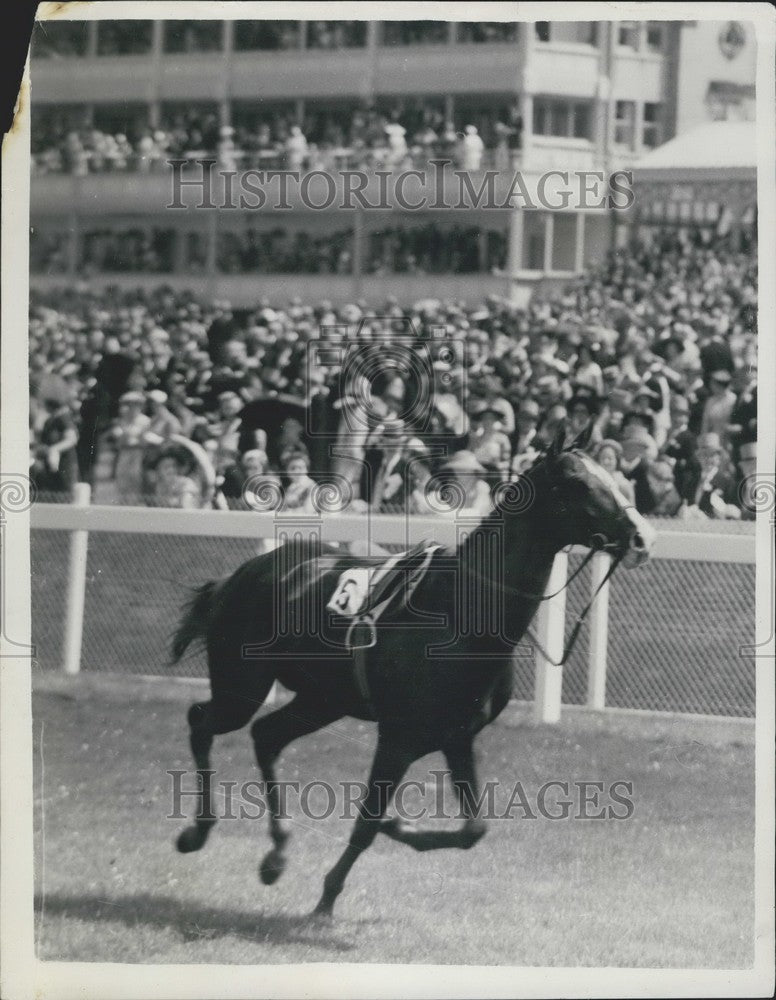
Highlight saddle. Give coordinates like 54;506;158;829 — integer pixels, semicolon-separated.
274;539;442;711
325;541;442;709
325;540;442;650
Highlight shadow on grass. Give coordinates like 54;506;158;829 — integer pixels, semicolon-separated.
35;891;358;953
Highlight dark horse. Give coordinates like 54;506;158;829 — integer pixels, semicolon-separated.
171;424;655;916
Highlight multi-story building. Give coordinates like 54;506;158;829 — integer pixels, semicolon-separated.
28;17;757;304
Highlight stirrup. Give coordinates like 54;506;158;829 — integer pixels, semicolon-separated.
345;614;377;650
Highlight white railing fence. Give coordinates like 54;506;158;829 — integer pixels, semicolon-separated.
31;487;756;722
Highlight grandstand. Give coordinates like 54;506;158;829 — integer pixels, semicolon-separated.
29;16;756;304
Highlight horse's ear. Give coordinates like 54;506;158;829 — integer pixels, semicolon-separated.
569;419;594;453
546;420;568;459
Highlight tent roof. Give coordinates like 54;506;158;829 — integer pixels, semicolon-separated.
636;121;756;172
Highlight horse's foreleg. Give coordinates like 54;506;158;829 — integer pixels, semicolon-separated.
381;738;486;852
313;738;413;917
176;701;217;853
251;695;343;885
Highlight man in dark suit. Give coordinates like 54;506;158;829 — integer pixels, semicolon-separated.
360;418;411;511
663;394;696;488
679;432;739;519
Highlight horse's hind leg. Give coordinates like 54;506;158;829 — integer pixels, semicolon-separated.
250;695;343;885
176;701;217;853
176;688;269;854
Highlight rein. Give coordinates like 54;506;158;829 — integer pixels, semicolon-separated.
462;533;625;668
525;547;623;667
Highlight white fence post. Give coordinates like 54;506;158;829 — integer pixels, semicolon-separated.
533;550;568;724
63;482;91;675
587;552;611;710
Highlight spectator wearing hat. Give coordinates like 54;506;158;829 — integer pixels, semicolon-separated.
384;120;408;166
620;408;657;440
149;444;202;509
285;125;308;171
164;375;199;439
691;368;736;444
221;448;282;511
279;449;316;513
361;418;409;511
146;389;182;443
209;391;244;477
641;457;682;517
629;380;667;448
435;450;492;518
679;432;739;520
468;400;511;480
592;439;635;506
567;387;602;451
574;343;604;397
33;386;79;497
619;423;659;515
111;391;151;503
460;125;484;171
663;395;696;488
620;424;674;516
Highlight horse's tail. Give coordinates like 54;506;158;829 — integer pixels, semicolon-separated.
171;580;218;664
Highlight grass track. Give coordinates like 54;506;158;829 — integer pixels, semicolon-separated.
33;675;754;967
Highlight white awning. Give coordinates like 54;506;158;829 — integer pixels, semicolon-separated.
635;121;756;173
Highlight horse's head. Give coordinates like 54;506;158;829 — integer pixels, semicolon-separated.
531;422;656;568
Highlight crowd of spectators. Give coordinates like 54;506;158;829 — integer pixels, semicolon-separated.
29;228;757;522
32;101;522;176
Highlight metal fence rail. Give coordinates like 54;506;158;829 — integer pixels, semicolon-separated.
30;492;756;720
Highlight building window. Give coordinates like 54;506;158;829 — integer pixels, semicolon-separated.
617;22;640;50
96;21;153;56
646;22;665;52
457;22;518;43
572;103;591;138
642;103;663;148
706;82;756;123
535;22;597;44
551;213;576;271
533;98;593;139
163;21;224;53
614;100;635;146
31;21;89;58
381;22;450;46
234;21;300;50
305;22;368;48
524;212;547;270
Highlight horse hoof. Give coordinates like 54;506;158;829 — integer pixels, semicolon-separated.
259;848;287;885
310;904;334;922
176;826;207;853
